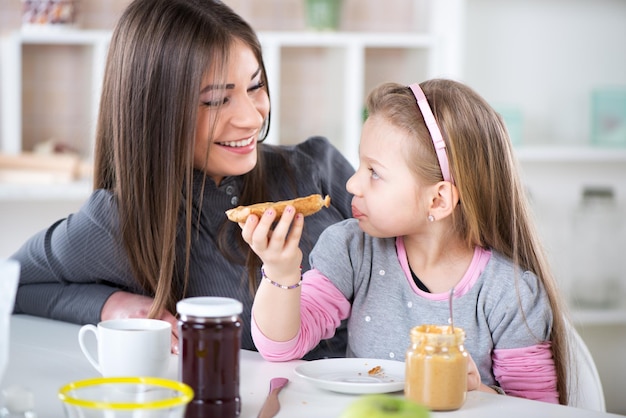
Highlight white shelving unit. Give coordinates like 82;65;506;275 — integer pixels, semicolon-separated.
0;29;111;156
0;0;466;200
2;30;440;161
259;31;438;165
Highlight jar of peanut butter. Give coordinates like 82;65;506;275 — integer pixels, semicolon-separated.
405;324;468;411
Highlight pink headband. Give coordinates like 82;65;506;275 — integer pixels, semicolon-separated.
408;83;454;184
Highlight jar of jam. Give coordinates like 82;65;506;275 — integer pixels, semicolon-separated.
177;297;243;418
405;324;468;411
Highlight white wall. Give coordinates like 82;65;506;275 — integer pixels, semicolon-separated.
463;0;626;413
0;200;84;258
464;0;626;147
520;160;626;413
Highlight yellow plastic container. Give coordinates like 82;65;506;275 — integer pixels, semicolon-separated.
58;376;193;418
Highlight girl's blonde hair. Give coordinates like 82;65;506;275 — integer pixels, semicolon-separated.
366;79;569;404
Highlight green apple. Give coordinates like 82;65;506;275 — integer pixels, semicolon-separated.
339;394;429;418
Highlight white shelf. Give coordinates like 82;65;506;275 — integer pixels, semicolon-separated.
515;146;626;163
1;1;463;198
258;30;446;165
1;30;450;174
258;31;435;48
3;26;625;197
572;308;626;326
15;27;110;44
0;180;92;201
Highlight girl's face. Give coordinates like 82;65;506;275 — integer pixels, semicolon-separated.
194;39;270;185
346;115;431;238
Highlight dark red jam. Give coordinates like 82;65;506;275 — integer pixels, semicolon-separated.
177;297;242;418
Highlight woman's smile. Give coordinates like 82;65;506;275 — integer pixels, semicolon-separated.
215;135;256;152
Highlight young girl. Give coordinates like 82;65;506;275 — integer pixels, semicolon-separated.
242;79;569;404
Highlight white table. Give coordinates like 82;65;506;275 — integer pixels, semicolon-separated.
2;315;622;418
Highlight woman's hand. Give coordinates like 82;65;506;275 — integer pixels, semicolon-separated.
101;291;179;353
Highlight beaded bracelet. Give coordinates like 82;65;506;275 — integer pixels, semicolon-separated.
261;266;302;290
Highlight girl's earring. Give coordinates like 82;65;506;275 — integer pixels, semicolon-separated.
427;214;435;222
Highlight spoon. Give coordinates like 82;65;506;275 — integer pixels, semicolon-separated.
448;287;455;334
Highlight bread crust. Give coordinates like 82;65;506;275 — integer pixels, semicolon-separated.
225;194;331;223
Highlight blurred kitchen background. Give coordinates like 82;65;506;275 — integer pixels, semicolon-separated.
1;0;625;413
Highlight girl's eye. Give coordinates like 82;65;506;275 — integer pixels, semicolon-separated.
368;168;380;180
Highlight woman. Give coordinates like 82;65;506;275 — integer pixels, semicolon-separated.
11;0;353;359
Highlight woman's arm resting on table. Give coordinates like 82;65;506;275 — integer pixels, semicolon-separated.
14;282;118;324
11;190;141;324
102;291;179;353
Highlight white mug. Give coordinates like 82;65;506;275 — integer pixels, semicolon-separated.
0;259;20;383
78;318;171;378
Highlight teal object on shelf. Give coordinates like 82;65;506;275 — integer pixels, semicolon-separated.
591;87;626;146
304;0;343;31
495;106;523;146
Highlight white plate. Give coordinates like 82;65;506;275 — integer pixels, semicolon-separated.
294;358;405;394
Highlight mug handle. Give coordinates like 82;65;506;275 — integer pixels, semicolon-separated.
78;324;101;373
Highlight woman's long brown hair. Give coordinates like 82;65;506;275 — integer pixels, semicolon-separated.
93;0;271;316
366;80;569;404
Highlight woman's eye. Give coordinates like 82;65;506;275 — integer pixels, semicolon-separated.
201;97;228;107
248;80;265;92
